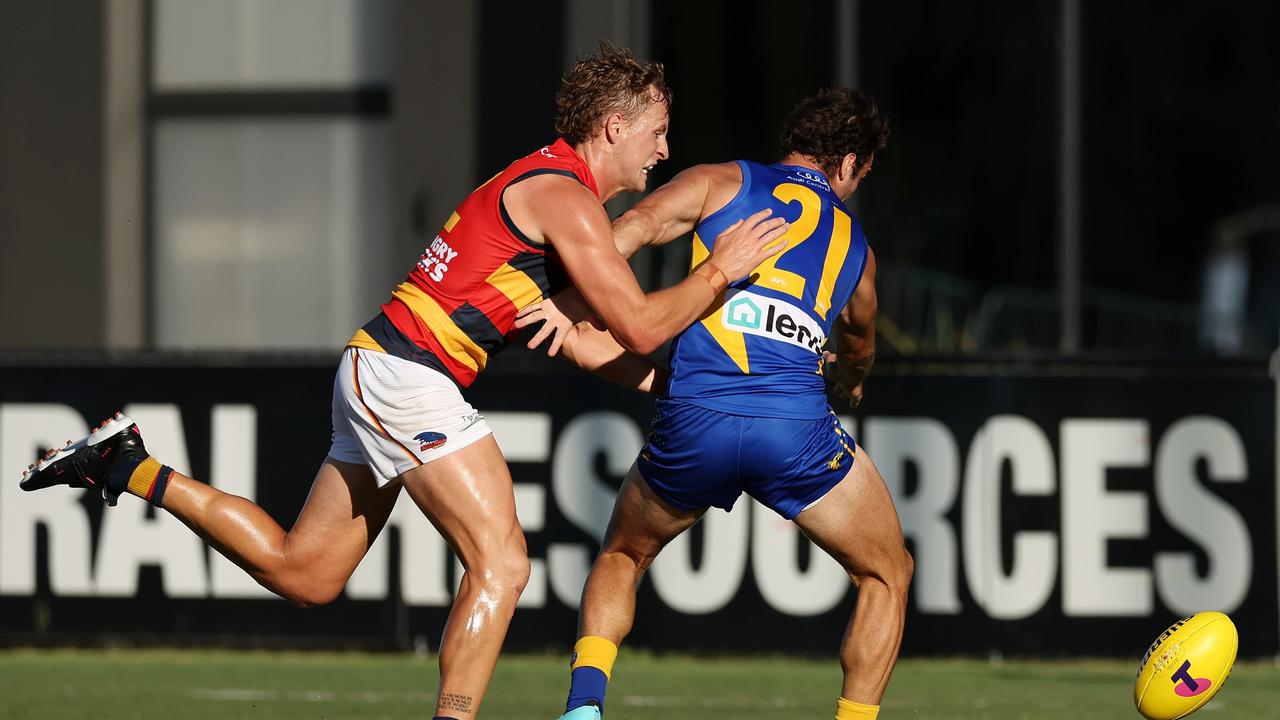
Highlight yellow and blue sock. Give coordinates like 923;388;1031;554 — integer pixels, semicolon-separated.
836;696;879;719
108;455;174;507
565;635;618;713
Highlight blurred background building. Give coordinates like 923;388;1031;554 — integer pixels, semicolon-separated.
2;0;1275;359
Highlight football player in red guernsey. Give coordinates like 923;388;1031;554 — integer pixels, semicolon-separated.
20;43;788;720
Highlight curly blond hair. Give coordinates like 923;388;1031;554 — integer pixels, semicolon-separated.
555;42;671;145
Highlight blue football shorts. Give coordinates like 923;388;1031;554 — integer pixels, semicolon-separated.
636;398;856;520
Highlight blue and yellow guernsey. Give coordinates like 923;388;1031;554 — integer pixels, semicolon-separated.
666;161;869;420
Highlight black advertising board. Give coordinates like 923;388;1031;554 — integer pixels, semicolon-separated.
0;357;1274;658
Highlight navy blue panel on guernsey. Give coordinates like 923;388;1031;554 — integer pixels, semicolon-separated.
637;398;855;519
358;313;458;386
664;160;870;420
508;250;569;298
449;302;506;355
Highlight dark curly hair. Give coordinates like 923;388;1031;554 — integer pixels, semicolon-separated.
555;42;671;145
781;88;889;178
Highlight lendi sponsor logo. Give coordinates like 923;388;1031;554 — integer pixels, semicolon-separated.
722;290;826;353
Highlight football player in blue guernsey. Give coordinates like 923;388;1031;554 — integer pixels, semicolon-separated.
518;88;914;720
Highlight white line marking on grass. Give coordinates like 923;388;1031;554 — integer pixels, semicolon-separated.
192;690;281;701
190;689;436;703
620;695;800;708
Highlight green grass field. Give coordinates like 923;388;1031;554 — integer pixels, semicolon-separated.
1;649;1275;719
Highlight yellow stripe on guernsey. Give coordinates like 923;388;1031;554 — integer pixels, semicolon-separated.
346;328;387;353
485;263;544;310
391;282;488;373
813;209;852;317
443;212;461;233
693;233;749;373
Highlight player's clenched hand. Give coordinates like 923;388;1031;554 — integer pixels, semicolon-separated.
515;288;601;356
840;382;865;408
707;209;789;282
826;353;866;408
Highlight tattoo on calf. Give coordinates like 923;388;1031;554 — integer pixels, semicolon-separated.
440;693;474;714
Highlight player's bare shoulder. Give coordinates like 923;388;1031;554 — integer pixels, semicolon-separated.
503;173;607;246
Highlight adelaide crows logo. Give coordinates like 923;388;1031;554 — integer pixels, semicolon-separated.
415;431;448;451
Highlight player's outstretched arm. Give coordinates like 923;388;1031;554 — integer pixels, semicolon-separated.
833;247;878;407
526;176;788;355
611;162;740;257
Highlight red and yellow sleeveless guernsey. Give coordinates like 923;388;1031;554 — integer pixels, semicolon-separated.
348;138;598;387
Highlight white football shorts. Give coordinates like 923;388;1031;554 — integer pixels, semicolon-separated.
328;347;493;486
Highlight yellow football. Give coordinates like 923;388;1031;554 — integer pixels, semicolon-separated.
1134;611;1237;720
